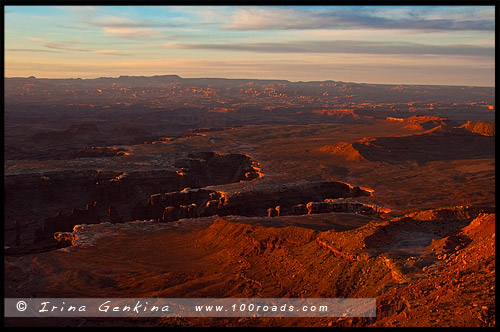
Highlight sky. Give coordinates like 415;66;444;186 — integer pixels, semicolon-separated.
3;5;495;86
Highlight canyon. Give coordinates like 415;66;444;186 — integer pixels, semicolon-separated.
3;76;495;327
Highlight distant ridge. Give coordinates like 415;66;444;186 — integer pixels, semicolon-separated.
4;75;495;88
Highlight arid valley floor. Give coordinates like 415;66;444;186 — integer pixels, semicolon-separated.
4;76;495;327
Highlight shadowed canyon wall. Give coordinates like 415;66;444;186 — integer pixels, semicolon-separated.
4;152;260;248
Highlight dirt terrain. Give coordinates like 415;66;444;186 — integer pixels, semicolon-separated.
3;78;495;327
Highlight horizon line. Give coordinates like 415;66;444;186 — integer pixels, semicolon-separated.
4;74;495;88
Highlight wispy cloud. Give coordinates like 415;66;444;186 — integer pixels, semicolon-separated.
225;7;495;32
28;37;46;42
27;37;130;55
102;26;158;39
83;15;161;28
164;40;494;57
44;41;90;52
6;48;59;53
78;12;183;40
91;49;130;56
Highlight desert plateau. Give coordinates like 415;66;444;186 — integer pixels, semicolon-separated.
3;74;495;327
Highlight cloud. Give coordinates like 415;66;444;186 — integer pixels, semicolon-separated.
225;7;303;30
28;37;46;42
91;49;130;56
6;48;59;53
102;26;158;39
25;37;131;56
83;15;164;28
163;40;494;57
225;7;495;32
44;41;90;52
79;13;183;39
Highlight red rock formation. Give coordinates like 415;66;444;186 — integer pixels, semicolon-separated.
267;207;278;217
200;200;219;217
187;203;198;218
306;202;332;214
459;120;495;136
314;142;366;162
160;206;177;223
108;205;122;223
54;232;77;247
292;204;307;215
178;205;189;219
217;181;372;217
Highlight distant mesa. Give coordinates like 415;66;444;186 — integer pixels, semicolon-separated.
354;129;494;163
458;120;495;136
69;146;131;159
385;115;451;131
315;117;495;164
402;205;496;222
314;142;366;162
312;108;361;120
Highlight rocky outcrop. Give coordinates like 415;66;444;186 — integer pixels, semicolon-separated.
459;120;495;136
161;206;176;223
69;146;131;159
174;152;261;187
21;177;376;252
216;181;372;217
200;200;219;217
324;198;392;214
306;202;331;214
108;205;123;223
403;206;496;222
304;199;390;216
178;205;190;219
35;201;102;244
267;207;278;217
292;204;307;215
314;142;366;162
385;115;451;131
131;181;374;222
54;232;78;247
4;152;261;248
141;189;218;221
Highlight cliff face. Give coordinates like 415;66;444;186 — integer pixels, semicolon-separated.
6;173;377;255
216;181;373;217
4;152;261;250
459;120;495;136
